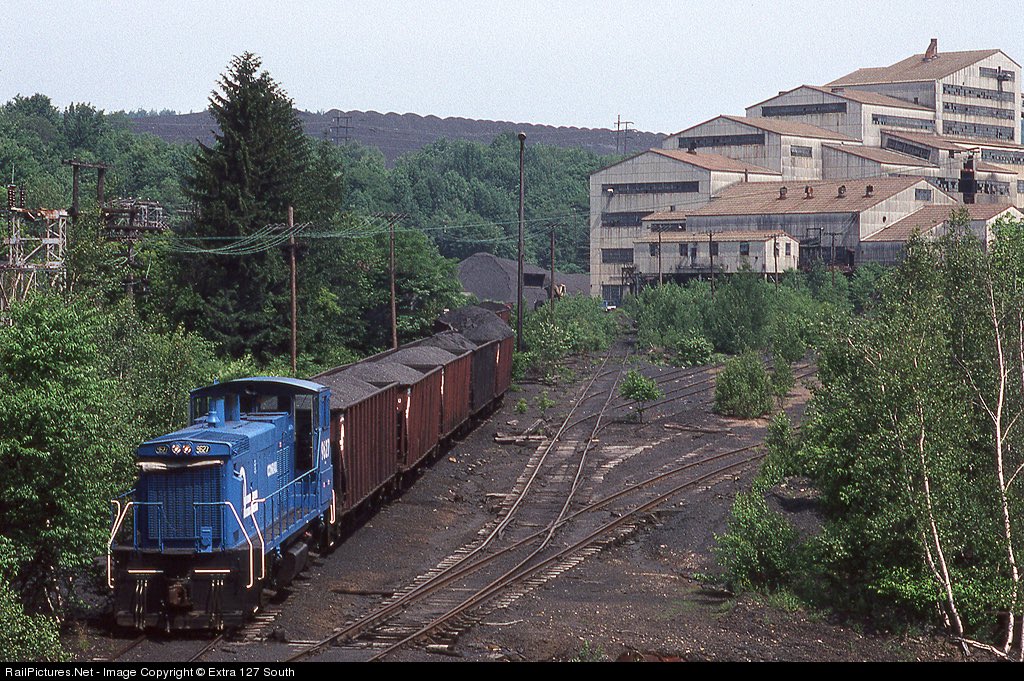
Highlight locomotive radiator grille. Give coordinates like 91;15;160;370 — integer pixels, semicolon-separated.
139;467;223;545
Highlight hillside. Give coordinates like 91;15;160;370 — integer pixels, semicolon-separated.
129;109;666;164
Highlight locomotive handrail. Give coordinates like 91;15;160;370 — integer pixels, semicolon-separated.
106;501;163;588
193;501;259;589
254;467;319;545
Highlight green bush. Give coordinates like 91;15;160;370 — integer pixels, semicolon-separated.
771;358;794;398
714;352;773;418
715;491;800;592
619;369;664;423
673;332;714;367
518;295;617;377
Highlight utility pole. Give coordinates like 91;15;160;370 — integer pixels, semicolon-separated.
708;232;716;296
288;206;298;374
773;234;780;291
549;226;556;311
517;132;526;352
614;115;634;155
658;228;663;286
389;215;398;350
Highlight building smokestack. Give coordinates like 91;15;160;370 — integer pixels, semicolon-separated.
924;38;938;61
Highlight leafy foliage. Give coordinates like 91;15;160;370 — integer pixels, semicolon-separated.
619;369;664;422
714;352;774;419
518;295;618;378
717;216;1024;650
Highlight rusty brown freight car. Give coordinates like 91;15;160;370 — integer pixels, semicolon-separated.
439;306;515;411
342;360;442;471
314;373;399;511
389;346;471;440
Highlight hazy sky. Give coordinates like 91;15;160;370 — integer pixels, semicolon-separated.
3;1;1021;134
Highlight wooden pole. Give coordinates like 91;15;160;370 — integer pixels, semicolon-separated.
549;227;555;310
773;234;779;291
516;132;526;352
658;228;663;286
390;215;398;350
708;232;716;296
288;206;297;375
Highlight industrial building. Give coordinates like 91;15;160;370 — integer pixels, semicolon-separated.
590;40;1024;301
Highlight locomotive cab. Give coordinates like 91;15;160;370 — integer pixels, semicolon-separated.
109;378;333;631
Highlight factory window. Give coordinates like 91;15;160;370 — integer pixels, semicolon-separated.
785;242;792;256
762;102;847;117
980;66;1015;82
790;145;813;158
942;101;1015;120
943;120;1015;141
678;243;687;256
690;245;698;258
676;133;765;150
602;285;625;306
649;243;660;257
943;83;1015;103
1018;180;1024;194
601;211;649;228
915;188;933;201
739;242;750;256
602;181;699;195
982;149;1024;165
602;248;634;264
710;242;719;256
871;114;936;131
884;138;932;160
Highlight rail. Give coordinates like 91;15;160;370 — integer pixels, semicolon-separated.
107;501;164;588
193;501;259;588
254;468;319;546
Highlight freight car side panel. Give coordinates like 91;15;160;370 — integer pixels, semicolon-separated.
402;368;442;470
441;354;472;437
333;387;399;510
495;336;513;397
469;340;499;414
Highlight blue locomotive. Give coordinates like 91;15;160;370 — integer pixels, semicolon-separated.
108;305;515;631
108;377;335;630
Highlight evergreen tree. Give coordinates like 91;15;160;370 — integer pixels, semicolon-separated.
177;52;310;359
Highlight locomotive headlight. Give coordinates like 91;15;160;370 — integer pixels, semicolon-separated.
182;443;193;455
171;443;182;455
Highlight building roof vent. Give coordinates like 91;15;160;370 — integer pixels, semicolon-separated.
804;186;814;199
924;38;938;62
838;185;847;198
779;186;788;199
865;184;875;197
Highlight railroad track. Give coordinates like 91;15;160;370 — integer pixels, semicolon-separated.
284;343;635;661
285;345;786;661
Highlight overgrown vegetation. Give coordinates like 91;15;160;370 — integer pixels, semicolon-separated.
717;216;1024;658
0;53;610;658
619;369;663;423
516;295;618;380
625;266;846;368
713;352;774;419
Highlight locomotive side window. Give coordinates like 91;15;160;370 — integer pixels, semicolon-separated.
294;395;314;472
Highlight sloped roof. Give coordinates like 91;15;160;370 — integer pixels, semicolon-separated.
720;115;859;142
592;146;780;176
457;252;548;305
457;252;590;306
881;130;975;152
636;230;795;243
823;143;938;167
648;148;781;174
828;49;1005;85
805;85;933;111
748;85;933;112
642;210;689;221
689;177;936;216
863;204;1020;242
